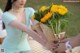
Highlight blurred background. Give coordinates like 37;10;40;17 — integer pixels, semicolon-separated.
0;0;80;37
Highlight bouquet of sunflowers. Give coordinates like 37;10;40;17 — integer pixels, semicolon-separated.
32;4;71;42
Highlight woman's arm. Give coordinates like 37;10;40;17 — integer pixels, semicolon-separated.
9;20;55;50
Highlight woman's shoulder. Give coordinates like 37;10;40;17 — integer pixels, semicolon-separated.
25;7;35;12
2;12;14;16
2;12;15;19
2;12;9;17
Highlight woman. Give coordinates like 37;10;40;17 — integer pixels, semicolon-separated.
1;0;55;53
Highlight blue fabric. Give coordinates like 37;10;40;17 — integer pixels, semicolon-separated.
1;7;35;53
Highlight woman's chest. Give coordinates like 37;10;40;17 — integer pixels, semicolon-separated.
16;13;26;24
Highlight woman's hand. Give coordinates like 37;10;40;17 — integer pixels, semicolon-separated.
44;42;58;51
53;43;66;53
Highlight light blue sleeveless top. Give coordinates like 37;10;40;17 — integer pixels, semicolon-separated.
1;7;35;53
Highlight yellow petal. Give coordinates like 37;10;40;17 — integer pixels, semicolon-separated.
50;5;59;12
39;6;47;12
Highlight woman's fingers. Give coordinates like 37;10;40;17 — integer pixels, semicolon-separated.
59;38;68;43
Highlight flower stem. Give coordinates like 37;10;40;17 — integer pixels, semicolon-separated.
56;20;58;38
48;20;55;34
58;19;61;38
55;19;61;38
